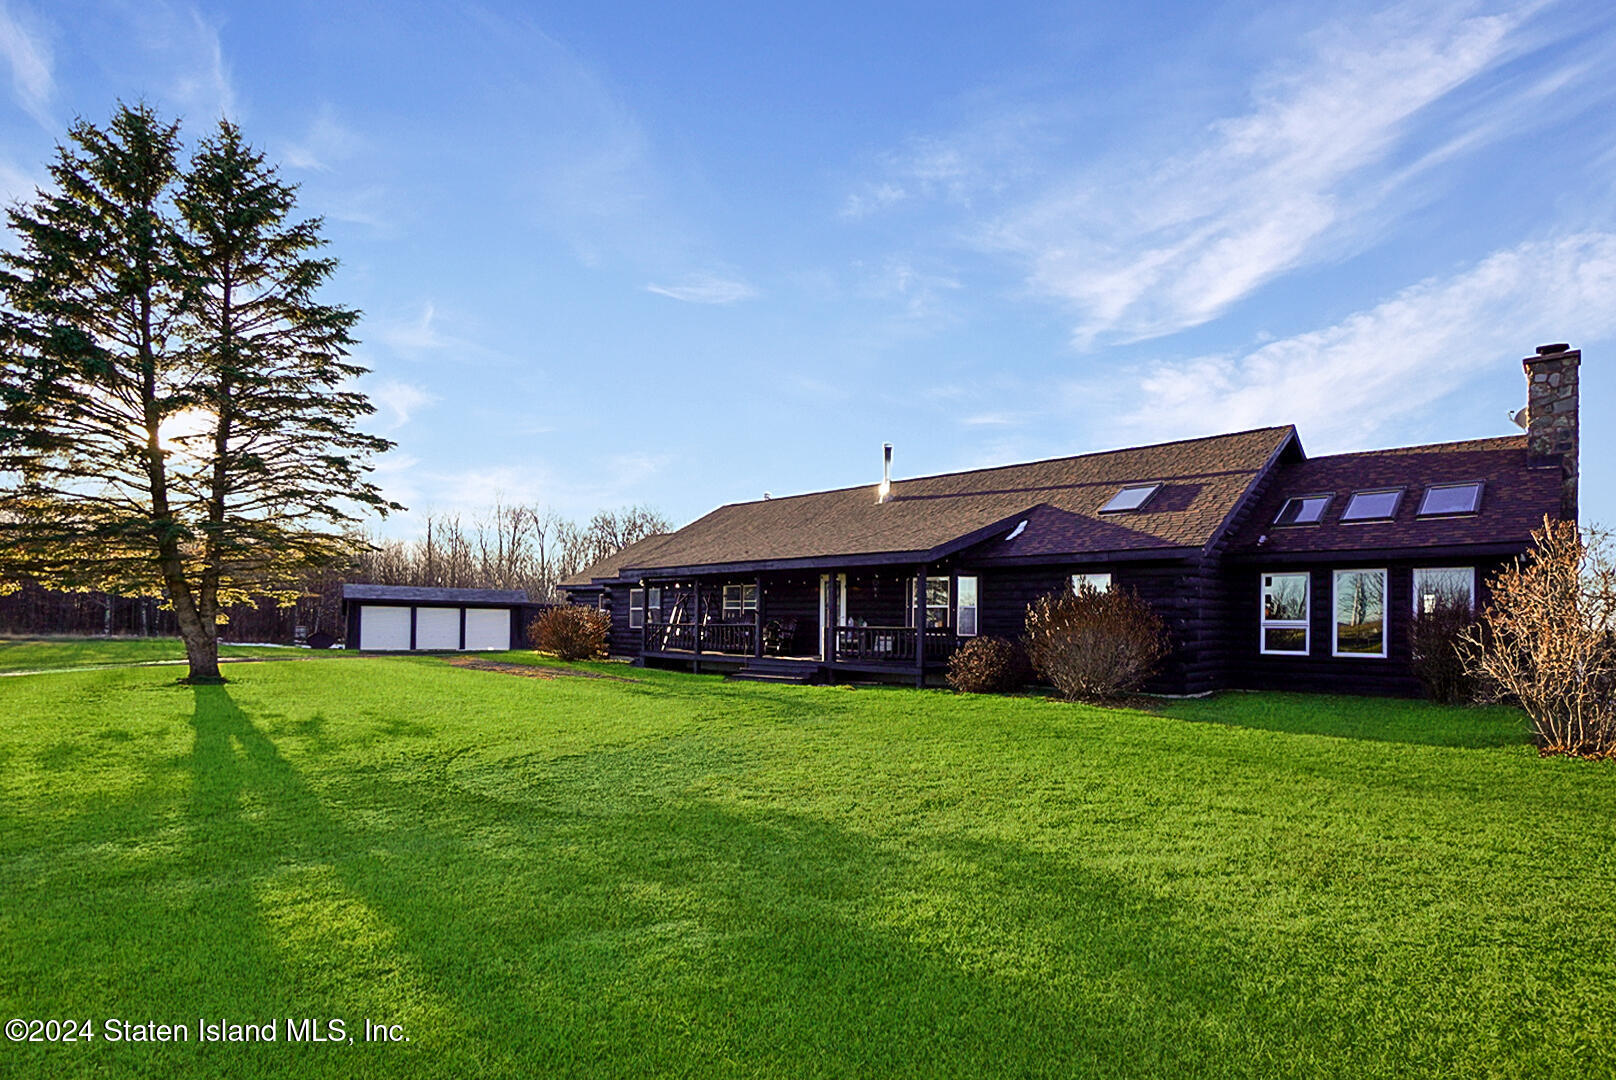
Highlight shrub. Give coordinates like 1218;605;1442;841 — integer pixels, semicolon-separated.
1409;594;1477;704
1460;518;1616;758
946;636;1026;694
1023;584;1170;701
528;605;610;661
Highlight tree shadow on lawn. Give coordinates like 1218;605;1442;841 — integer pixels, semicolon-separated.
180;691;1428;1080
1159;691;1530;751
13;684;1571;1078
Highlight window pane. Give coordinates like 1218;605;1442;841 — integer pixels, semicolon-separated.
956;577;978;636
1341;490;1401;521
1263;626;1307;654
1418;484;1481;516
1072;573;1112;593
1335;570;1386;654
1275;495;1330;525
1263;573;1308;621
1413;568;1473;614
926;579;949;607
1100;484;1160;513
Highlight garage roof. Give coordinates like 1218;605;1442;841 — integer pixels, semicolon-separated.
342;585;528;604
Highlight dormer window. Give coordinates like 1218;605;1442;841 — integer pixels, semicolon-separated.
1417;482;1483;517
1273;494;1331;526
1099;483;1161;513
1340;488;1403;522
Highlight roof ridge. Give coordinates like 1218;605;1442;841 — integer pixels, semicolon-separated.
1301;434;1525;462
711;425;1297;509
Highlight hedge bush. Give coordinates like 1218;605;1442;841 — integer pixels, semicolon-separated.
528;605;610;661
1023;585;1169;701
946;636;1026;694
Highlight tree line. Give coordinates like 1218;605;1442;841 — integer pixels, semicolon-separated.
0;502;670;643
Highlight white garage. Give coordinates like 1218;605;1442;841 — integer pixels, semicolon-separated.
342;585;530;652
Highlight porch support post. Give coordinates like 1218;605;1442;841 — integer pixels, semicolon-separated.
639;580;647;656
914;564;927;688
753;575;764;658
691;579;702;673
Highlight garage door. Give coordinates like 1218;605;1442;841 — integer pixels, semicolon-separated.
464;608;512;651
359;605;411;651
415;606;461;650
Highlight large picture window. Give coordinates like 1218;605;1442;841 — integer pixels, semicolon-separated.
1412;567;1474;614
906;578;950;629
956;576;979;636
628;588;645;629
1260;572;1310;655
1333;569;1388;657
722;584;758;616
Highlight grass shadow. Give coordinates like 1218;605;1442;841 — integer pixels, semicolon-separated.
1160;690;1530;750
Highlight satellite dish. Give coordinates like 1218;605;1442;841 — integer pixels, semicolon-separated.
1508;408;1529;430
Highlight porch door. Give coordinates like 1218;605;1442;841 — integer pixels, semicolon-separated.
818;574;844;661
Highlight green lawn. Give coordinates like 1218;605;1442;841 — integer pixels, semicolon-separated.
0;643;1612;1079
0;636;302;674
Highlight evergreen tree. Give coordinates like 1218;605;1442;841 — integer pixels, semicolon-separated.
0;104;399;681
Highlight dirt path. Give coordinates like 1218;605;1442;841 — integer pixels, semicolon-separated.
446;657;644;683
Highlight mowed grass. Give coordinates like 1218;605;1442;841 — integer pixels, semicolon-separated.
0;645;1612;1079
0;636;301;674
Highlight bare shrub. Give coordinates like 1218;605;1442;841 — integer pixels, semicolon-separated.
1460;518;1616;758
1023;585;1170;701
1409;593;1477;704
528;605;610;661
946;636;1027;694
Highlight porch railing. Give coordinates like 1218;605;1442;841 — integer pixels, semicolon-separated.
644;621;756;655
831;626;955;664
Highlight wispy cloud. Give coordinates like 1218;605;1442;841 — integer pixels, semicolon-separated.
991;2;1536;345
369;379;436;429
378;303;449;352
0;1;52;129
118;3;238;121
282;104;363;172
845;2;1590;347
1098;231;1616;450
645;274;757;304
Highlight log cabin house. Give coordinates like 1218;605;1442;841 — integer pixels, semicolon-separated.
559;344;1580;694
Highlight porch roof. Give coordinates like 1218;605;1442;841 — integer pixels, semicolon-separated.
589;427;1296;580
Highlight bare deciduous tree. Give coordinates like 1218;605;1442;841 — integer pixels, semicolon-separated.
1461;518;1616;758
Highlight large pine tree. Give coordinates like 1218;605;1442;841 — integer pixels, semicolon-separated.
0;104;399;680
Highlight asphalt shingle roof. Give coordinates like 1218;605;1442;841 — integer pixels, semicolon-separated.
584;427;1297;577
341;584;529;604
1228;435;1559;554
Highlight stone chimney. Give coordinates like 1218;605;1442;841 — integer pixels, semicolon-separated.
877;443;893;504
1523;342;1579;522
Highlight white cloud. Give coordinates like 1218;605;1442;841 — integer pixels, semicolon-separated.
645;274;758;304
1100;231;1616;450
0;2;52;129
989;2;1534;345
282;104;364;172
369;380;436;429
379;303;449;351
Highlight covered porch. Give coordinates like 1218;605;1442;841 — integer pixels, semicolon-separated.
629;564;976;683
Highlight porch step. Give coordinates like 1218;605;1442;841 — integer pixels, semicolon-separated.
726;658;824;685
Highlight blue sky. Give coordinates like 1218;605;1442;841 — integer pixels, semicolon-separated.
1;0;1613;534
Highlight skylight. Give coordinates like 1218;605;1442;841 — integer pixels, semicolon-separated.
1417;482;1483;517
1340;488;1403;522
1274;494;1331;526
1099;483;1161;513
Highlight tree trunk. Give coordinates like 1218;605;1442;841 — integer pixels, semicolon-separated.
179;619;222;681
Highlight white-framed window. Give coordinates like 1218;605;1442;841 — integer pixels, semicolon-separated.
1099;484;1161;513
956;576;979;636
722;584;758;615
1333;569;1388;657
1072;572;1113;593
1260;571;1310;655
597;593;609;612
1412;567;1475;614
906;577;950;629
628;588;645;629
